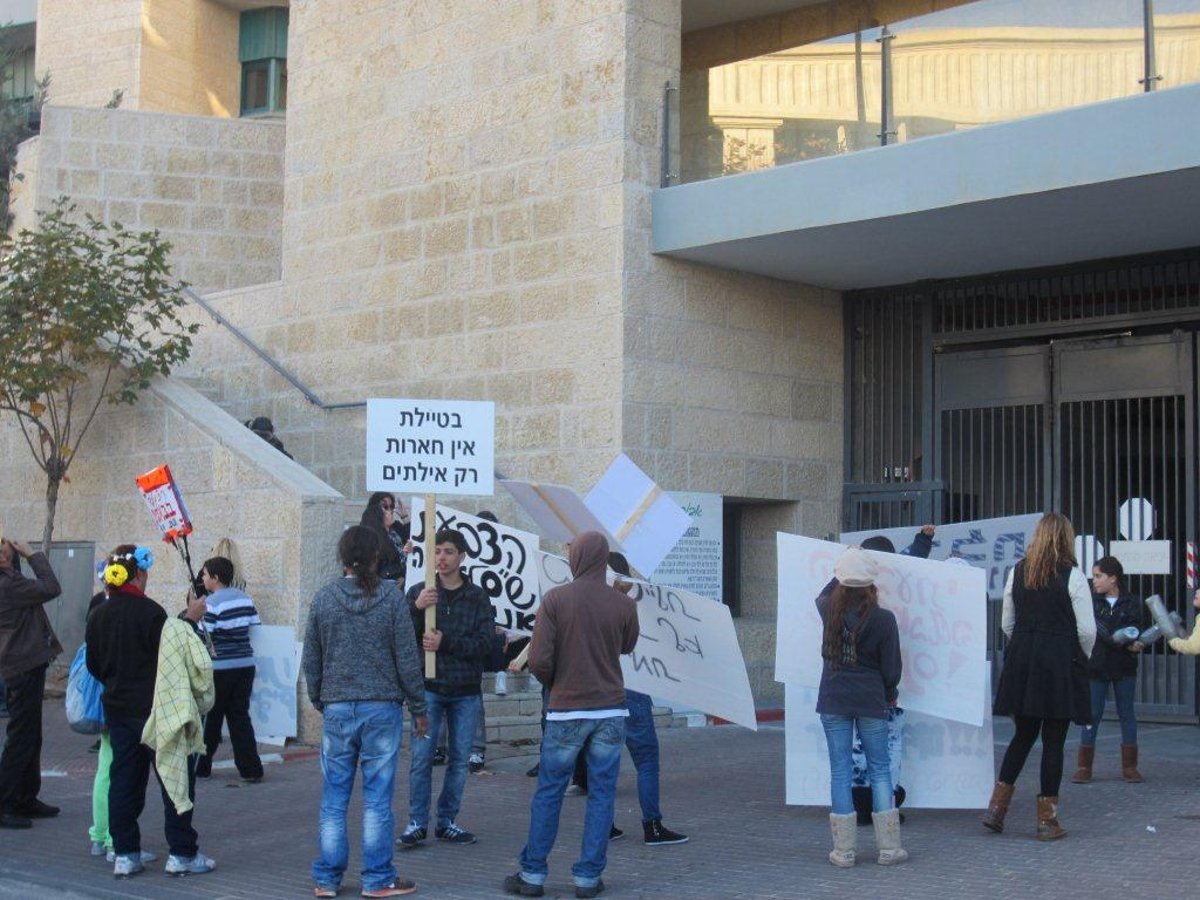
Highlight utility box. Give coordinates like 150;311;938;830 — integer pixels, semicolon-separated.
45;541;97;664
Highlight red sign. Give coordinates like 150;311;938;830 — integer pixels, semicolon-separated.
135;464;193;542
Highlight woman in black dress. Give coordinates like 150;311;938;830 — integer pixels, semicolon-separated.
982;512;1096;841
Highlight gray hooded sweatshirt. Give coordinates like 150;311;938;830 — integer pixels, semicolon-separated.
301;576;426;716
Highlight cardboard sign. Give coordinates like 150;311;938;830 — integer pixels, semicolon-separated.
538;552;756;730
652;492;723;602
366;398;495;495
248;626;302;739
501;480;615;545
135;464;193;542
784;671;994;809
1108;540;1172;575
585;454;691;577
407;501;541;634
777;532;988;727
841;513;1040;602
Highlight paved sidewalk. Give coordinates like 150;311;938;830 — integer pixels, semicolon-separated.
1;707;1198;898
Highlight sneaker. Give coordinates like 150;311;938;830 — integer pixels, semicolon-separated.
469;752;485;774
90;841;107;857
494;671;508;695
397;822;426;848
164;852;216;876
314;887;339;899
575;881;605;899
608;825;623;841
241;774;264;784
13;799;59;818
432;748;447;766
361;880;417;897
108;849;157;864
565;783;586;796
113;854;145;878
435;822;477;844
643;819;689;846
525;763;539;778
503;873;545;897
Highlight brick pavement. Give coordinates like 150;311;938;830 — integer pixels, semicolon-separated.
1;707;1198;899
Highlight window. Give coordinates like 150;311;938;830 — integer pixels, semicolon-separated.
239;8;288;116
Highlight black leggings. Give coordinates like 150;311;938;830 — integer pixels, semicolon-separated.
998;716;1070;796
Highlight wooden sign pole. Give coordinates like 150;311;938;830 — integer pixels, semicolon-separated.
424;493;437;679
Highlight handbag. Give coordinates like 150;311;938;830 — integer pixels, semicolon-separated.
65;642;106;735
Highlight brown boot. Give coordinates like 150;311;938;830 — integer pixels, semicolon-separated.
1035;795;1066;841
1072;745;1095;784
1121;744;1144;783
981;782;1014;833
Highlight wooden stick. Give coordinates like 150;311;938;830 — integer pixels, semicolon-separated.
424;493;437;679
510;643;530;672
615;485;661;541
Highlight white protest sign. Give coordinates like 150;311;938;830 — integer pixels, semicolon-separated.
407;500;542;634
1108;540;1172;575
777;532;987;726
585;455;691;577
501;480;616;545
538;552;756;730
784;672;993;809
248;626;302;738
366;398;495;495
841;513;1040;601
652;492;723;602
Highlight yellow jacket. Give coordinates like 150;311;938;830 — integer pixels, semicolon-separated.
142;618;214;813
1168;620;1200;656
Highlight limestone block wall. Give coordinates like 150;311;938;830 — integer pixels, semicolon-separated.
35;0;144;109
622;0;845;707
0;376;344;741
14;106;284;292
140;0;241;117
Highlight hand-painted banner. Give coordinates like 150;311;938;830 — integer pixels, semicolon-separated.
248;626;301;739
776;532;987;726
840;513;1040;602
408;501;541;634
538;552;756;730
784;673;994;809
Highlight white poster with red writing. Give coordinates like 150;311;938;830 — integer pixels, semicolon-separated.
135;464;193;542
775;532;987;727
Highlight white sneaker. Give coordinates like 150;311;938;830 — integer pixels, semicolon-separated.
108;849;156;864
164;852;216;876
494;671;508;695
112;854;144;879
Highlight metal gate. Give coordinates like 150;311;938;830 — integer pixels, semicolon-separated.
933;334;1196;716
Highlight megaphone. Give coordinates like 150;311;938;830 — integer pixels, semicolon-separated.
1111;626;1141;645
1145;595;1185;642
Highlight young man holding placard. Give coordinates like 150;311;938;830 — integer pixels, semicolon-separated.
400;530;494;848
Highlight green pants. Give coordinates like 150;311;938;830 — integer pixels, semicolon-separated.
88;731;112;848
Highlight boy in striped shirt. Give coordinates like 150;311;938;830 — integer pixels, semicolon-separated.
194;556;264;781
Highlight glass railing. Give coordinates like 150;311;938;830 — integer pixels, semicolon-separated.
672;0;1200;185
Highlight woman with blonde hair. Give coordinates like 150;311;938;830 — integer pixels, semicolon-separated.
983;513;1096;841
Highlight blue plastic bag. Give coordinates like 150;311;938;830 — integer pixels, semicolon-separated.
65;643;105;734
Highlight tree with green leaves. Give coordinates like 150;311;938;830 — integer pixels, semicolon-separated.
0;199;198;551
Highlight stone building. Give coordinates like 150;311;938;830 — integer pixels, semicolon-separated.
2;0;1199;726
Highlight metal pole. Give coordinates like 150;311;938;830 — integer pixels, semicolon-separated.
660;80;678;187
877;26;895;145
1141;0;1162;91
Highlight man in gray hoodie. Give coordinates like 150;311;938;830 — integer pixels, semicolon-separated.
302;526;427;899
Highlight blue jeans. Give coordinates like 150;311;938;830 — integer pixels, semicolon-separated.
519;716;625;889
624;690;661;822
312;701;404;892
1081;676;1138;746
821;713;892;815
408;692;482;828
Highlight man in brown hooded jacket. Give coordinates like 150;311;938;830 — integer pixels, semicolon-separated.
505;531;638;899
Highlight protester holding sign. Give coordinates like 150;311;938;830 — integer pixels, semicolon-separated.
1073;556;1148;785
0;537;62;830
985;513;1095;842
815;547;907;868
400;529;494;849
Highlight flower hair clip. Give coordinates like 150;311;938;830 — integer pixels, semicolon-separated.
133;546;154;571
103;563;129;587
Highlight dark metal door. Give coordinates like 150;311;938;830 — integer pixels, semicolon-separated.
1053;333;1196;717
933;334;1197;716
